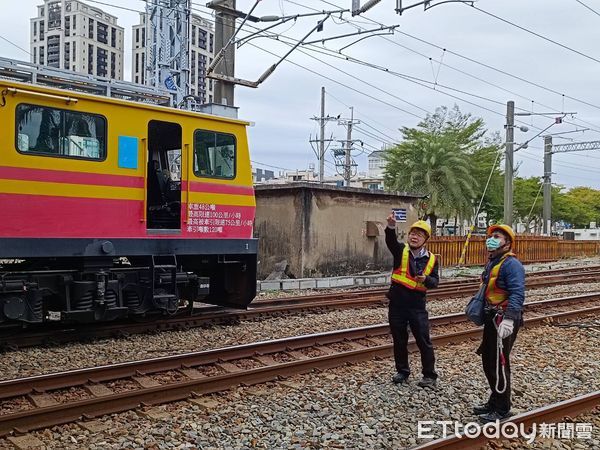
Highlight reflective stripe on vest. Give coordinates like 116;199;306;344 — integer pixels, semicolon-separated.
485;252;516;306
391;246;436;292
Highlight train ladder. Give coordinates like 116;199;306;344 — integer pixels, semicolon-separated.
150;254;179;313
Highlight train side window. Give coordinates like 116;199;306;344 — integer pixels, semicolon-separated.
193;129;236;179
15;103;107;161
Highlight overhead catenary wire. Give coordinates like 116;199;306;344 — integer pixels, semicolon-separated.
310;0;600;135
0;34;31;56
574;0;600;18
469;5;600;66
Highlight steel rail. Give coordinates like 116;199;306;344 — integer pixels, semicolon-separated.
2;268;599;350
412;391;600;449
0;297;599;436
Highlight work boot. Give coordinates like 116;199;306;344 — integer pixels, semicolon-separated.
478;411;512;423
472;403;493;415
392;373;409;384
417;377;437;389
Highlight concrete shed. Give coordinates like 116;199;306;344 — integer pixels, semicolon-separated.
254;183;424;279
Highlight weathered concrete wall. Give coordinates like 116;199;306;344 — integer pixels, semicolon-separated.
255;184;422;279
254;190;303;280
302;190;420;277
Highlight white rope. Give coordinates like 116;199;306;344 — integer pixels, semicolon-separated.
493;313;508;394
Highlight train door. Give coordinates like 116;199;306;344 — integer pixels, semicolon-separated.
146;120;182;230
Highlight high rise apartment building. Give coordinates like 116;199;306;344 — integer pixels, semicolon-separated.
132;13;214;103
30;0;124;79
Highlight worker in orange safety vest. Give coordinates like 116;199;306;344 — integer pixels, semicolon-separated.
473;224;525;423
385;214;439;388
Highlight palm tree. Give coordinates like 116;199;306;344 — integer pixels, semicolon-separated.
383;106;483;235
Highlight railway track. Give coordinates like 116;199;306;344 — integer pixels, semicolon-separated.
413;392;600;449
1;292;599;437
2;267;600;350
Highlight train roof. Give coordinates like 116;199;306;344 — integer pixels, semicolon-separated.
0;57;250;126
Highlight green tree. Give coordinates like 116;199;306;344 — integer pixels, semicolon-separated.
513;177;543;232
553;186;600;227
384;105;500;234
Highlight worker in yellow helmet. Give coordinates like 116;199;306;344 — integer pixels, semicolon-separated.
385;213;439;388
473;224;525;423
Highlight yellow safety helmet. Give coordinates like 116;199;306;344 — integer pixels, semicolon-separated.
410;220;431;238
487;224;516;246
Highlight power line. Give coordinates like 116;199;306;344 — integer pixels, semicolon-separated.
325;90;402;140
575;0;600;18
311;0;600;125
0;34;31;56
470;5;600;65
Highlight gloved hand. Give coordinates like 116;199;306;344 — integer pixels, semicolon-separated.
497;318;514;339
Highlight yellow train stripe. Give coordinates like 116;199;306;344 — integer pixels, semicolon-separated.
0;179;144;201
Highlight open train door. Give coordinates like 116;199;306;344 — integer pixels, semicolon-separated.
146;120;182;230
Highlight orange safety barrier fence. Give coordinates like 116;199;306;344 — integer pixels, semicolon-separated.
427;236;600;267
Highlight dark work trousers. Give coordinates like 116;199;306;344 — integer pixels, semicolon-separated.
388;301;437;379
478;312;520;414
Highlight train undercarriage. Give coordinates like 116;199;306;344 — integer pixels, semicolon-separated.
0;243;257;325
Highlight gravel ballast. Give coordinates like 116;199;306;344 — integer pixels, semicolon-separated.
0;319;598;449
2;281;600;382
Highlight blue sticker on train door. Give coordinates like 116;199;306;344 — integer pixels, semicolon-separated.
118;136;139;169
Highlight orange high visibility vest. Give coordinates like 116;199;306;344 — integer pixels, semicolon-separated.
391;246;436;292
485;252;516;307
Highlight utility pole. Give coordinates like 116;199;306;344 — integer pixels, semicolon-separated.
319;87;326;182
345;106;354;186
543;135;553;235
504;100;515;227
211;0;236;106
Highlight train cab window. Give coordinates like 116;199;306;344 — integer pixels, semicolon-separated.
16;104;106;160
193;130;236;179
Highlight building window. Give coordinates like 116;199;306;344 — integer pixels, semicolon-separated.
97;22;108;44
141;28;145;45
111;27;117;47
111;51;116;79
89;18;94;39
135;28;139;44
72;41;76;61
192;26;196;47
193;130;236;179
40;21;45;40
16;103;107;160
39;46;44;64
33;47;37;64
64;42;70;69
199;29;207;50
48;2;62;30
73;15;76;31
135;53;139;73
33;21;37;36
97;48;107;77
141;53;145;83
209;33;213;53
88;44;94;74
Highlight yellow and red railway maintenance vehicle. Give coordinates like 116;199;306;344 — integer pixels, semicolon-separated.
0;58;257;325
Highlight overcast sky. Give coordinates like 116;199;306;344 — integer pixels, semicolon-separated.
2;0;600;190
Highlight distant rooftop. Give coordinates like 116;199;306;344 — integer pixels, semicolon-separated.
254;182;424;199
